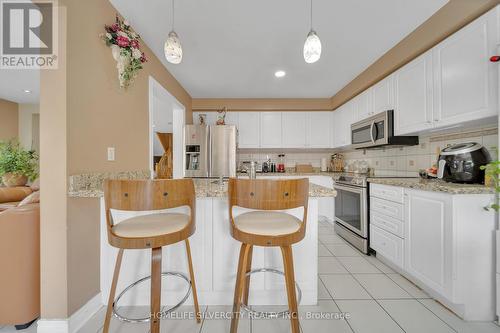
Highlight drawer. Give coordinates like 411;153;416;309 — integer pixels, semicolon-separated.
370;225;404;269
370;184;404;203
370;197;404;220
370;211;404;238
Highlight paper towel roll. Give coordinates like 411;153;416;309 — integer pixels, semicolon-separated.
321;158;328;172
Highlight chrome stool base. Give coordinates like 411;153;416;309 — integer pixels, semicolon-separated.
240;268;302;319
112;272;192;323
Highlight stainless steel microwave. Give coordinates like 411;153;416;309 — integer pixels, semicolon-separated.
351;110;418;149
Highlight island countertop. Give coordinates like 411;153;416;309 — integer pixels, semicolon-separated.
68;173;336;198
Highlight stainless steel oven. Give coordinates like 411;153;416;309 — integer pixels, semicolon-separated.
351;110;418;149
333;174;368;254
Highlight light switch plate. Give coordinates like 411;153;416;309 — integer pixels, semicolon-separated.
107;147;115;161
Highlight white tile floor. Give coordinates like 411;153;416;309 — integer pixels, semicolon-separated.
2;218;499;333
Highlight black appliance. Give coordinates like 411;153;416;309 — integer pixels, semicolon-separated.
437;142;491;184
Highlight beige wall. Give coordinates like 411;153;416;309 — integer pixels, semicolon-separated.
40;0;194;318
0;99;18;141
18;104;40;151
39;5;68;318
65;0;192;176
63;0;193;316
192;98;331;111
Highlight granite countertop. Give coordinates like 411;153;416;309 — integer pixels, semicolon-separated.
237;172;337;177
192;178;336;198
368;177;495;195
68;172;337;198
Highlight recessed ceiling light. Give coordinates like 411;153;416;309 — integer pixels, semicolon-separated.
23;89;31;93
274;70;286;78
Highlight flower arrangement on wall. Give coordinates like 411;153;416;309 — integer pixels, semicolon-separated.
101;16;147;88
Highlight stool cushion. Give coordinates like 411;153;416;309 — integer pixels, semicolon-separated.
112;213;189;238
234;211;302;236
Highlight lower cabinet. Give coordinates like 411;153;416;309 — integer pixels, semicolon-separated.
370;224;404;268
404;189;454;299
369;183;497;321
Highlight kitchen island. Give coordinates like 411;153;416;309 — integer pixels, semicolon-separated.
69;175;336;307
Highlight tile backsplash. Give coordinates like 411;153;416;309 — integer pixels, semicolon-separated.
343;127;498;177
237;126;498;176
238;151;332;169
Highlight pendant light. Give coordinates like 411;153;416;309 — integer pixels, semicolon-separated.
164;0;183;64
303;0;321;64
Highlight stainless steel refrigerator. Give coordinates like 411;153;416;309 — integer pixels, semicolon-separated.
184;125;236;178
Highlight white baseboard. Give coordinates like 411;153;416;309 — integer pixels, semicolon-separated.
37;320;68;333
37;293;103;333
69;293;103;333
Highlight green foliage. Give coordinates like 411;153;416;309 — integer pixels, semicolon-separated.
0;140;39;181
481;147;500;211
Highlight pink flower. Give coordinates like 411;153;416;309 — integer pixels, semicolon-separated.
130;40;139;49
111;23;120;32
116;35;130;47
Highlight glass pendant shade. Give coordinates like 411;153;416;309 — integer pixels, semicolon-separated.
164;31;183;64
303;30;321;64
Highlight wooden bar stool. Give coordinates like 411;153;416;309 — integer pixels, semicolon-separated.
102;179;201;333
228;178;309;333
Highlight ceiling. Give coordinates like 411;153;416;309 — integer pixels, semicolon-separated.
111;0;448;99
0;69;39;104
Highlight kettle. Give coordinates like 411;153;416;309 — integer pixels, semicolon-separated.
437;142;491;184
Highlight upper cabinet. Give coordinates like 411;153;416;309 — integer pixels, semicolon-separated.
394;52;434;135
223;112;239;126
282;111;331;148
353;89;373;122
372;74;394;115
260;112;282;148
394;6;499;135
306;112;332;148
238;112;260;148
282;112;307;148
432;8;498;126
332;102;353;148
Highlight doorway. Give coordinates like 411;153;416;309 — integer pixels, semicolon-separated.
148;76;185;179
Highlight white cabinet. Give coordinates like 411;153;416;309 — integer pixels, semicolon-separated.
372;74;394;114
369;185;496;321
404;190;453;298
224;112;239;125
369;184;405;270
306;112;331;148
394;52;434;135
282;112;307;148
371;225;404;268
353;89;373;121
393;6;498;135
432;8;498;126
260;112;282;148
332;101;354;148
238;112;260;148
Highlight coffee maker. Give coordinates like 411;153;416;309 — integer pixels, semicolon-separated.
437;142;491;184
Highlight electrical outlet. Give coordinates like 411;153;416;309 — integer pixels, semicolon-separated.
107;147;115;161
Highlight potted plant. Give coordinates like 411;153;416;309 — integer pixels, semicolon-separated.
0;140;38;187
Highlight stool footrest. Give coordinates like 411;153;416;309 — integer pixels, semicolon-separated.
239;268;302;319
112;271;192;323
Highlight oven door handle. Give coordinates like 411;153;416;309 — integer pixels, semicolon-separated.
334;183;365;194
